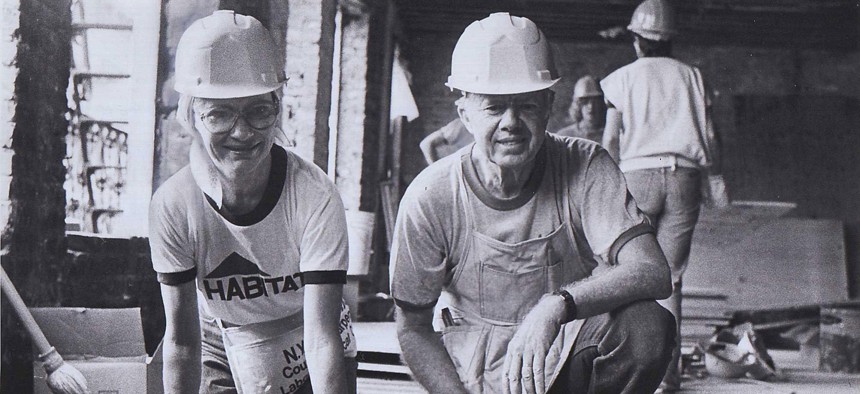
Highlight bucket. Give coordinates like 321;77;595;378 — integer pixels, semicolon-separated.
345;210;375;276
820;306;860;373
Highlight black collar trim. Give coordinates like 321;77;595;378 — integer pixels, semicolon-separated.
461;143;546;211
204;145;287;226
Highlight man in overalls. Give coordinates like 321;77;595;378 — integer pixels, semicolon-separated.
150;11;356;393
390;12;676;394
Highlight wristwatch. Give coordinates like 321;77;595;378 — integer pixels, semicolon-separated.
552;289;577;323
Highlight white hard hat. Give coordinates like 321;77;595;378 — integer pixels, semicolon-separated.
628;0;678;41
573;75;602;99
174;10;286;98
704;342;757;378
446;12;560;95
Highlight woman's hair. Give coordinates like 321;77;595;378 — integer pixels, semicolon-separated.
633;33;672;57
176;93;196;131
569;96;607;125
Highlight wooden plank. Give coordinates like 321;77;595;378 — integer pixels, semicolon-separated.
354;322;401;354
357;377;426;394
686;217;848;310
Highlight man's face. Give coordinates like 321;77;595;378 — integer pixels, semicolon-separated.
192;92;279;179
459;90;553;168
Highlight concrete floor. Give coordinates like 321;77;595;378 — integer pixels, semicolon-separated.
353;323;860;394
677;349;860;394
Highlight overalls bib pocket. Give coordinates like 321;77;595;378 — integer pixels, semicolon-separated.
479;263;548;323
474;224;568;324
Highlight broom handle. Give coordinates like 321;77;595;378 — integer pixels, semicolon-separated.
0;265;54;355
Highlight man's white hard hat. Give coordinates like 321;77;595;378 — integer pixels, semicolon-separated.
446;12;560;95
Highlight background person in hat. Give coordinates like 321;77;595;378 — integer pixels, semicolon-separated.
555;75;606;143
390;12;675;394
601;0;730;390
149;11;356;393
419;98;475;165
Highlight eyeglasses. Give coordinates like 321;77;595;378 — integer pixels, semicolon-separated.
198;98;280;134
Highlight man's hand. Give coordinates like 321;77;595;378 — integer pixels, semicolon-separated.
503;295;565;394
706;174;730;209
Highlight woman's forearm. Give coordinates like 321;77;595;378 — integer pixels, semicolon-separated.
163;341;202;393
305;329;346;393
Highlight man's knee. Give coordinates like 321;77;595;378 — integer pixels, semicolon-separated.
610;301;676;366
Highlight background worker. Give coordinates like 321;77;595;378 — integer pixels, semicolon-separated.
149;11;356;393
601;0;730;390
554;75;606;143
419;98;475;164
391;12;675;394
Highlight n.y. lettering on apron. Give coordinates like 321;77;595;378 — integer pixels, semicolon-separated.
280;340;309;393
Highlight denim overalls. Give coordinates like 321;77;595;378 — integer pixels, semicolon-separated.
437;154;595;393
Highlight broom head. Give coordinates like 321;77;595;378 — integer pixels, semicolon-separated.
39;347;89;394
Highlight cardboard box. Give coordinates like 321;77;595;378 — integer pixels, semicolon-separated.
30;307;163;394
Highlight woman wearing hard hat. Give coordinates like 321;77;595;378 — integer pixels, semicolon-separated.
555;75;606;143
391;12;675;394
149;11;356;394
601;0;730;391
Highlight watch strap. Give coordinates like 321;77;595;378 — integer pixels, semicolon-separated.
552;289;577;323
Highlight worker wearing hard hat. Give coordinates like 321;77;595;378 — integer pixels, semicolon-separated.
419;98;475;164
601;0;730;390
390;12;675;394
555;75;606;143
148;11;356;393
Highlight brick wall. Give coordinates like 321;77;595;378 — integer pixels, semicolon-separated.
334;12;371;211
282;0;337;169
0;1;20;387
1;0;71;390
0;0;19;231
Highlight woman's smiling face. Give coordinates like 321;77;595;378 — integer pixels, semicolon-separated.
192;92;279;179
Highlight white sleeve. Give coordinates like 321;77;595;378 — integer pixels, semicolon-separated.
299;188;349;284
148;185;196;283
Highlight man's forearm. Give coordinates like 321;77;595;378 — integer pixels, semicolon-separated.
396;311;469;394
603;107;622;163
705;116;723;174
419;139;442;164
562;236;671;319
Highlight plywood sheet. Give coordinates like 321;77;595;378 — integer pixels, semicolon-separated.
685;203;848;310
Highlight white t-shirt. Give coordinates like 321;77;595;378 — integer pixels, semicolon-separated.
149;145;349;325
601;57;713;170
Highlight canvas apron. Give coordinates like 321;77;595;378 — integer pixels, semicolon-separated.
439;155;592;393
219;300;357;394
